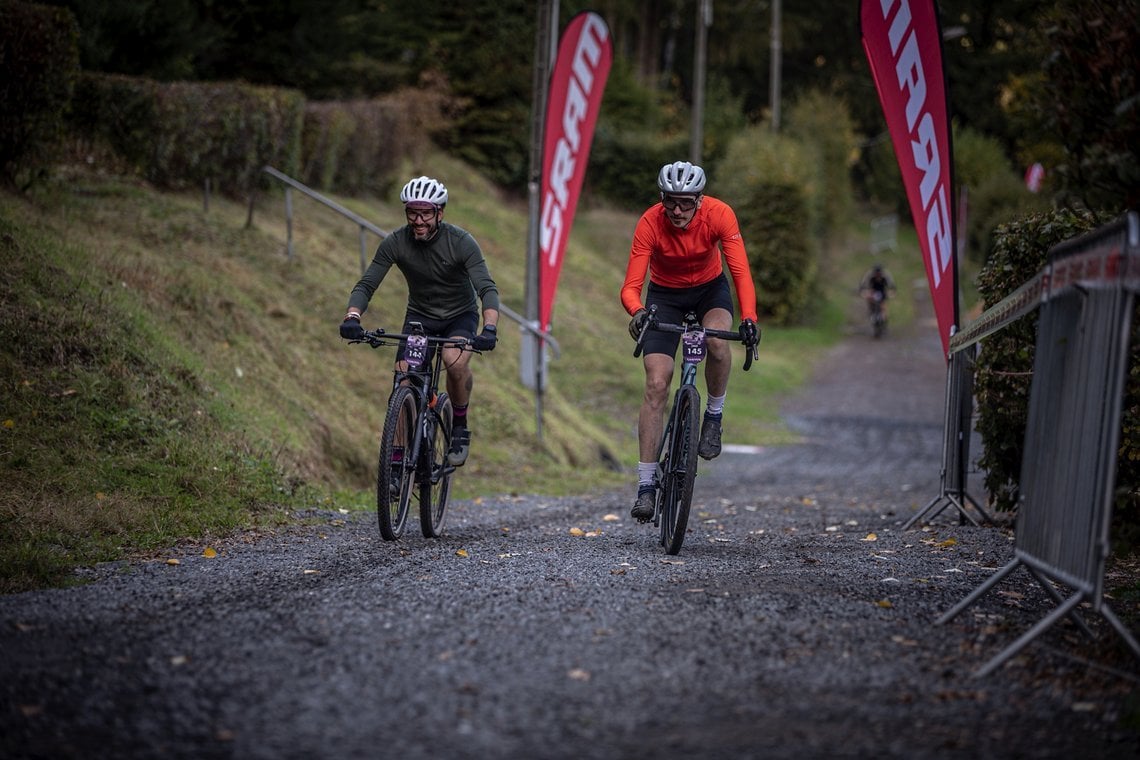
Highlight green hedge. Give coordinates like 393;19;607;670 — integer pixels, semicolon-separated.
0;0;79;189
67;72;453;201
68;74;304;197
300;86;452;197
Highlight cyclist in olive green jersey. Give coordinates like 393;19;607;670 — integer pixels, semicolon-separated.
339;176;500;467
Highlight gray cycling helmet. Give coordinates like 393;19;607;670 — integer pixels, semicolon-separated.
400;176;448;206
657;161;706;195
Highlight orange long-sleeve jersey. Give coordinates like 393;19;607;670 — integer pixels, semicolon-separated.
620;195;758;322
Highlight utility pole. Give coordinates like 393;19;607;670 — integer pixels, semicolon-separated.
770;0;782;132
524;0;557;440
689;0;712;164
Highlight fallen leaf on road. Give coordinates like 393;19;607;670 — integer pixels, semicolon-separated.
456;548;469;557
202;547;217;558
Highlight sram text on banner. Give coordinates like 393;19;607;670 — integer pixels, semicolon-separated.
539;12;611;332
861;0;958;358
882;0;953;290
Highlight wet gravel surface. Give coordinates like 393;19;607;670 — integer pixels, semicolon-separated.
3;303;1140;759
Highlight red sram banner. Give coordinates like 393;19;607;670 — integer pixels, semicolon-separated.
860;0;958;359
539;11;612;332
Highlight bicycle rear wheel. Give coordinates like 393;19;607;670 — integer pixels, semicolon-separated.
419;393;454;538
377;385;417;541
660;385;700;555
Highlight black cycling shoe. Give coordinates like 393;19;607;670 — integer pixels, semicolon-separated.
448;427;471;467
698;412;722;460
630;487;656;522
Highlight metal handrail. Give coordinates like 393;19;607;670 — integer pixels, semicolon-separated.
260;165;559;357
262;166;388;238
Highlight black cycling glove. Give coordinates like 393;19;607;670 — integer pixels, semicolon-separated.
628;309;649;341
339;315;364;340
472;324;498;351
738;318;760;348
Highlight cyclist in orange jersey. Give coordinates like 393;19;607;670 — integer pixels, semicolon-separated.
621;161;760;521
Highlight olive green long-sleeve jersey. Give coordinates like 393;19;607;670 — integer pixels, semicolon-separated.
347;222;500;320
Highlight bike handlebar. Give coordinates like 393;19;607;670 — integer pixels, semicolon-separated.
348;328;476;352
633;305;759;371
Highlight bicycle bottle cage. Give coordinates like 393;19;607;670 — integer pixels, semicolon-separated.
681;328;706;363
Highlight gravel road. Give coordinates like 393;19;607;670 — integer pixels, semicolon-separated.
3;293;1139;759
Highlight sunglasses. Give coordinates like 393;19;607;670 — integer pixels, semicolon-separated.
405;207;438;223
661;195;699;212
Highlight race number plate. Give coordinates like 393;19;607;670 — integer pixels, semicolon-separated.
405;334;428;369
682;330;706;363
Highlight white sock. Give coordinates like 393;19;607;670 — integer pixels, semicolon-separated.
637;461;656;489
706;394;726;416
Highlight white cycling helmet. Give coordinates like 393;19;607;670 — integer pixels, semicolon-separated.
657;161;706;195
400;176;448;206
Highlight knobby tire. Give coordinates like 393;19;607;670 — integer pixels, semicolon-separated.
419;393;454;538
660;385;700;555
377;385;417;541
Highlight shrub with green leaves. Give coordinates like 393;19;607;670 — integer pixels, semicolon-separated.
785;90;858;240
715;126;817;325
977;207;1140;550
954;124;1048;263
974;208;1097;512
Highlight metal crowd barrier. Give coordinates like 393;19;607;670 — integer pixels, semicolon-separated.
935;211;1140;677
902;344;991;529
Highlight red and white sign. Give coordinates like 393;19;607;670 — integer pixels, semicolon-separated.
539;12;612;332
861;0;958;359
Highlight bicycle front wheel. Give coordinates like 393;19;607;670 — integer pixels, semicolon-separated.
660;385;700;555
377;385;417;541
419;393;454;538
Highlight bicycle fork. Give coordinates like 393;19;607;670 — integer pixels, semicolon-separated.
652;360;699;525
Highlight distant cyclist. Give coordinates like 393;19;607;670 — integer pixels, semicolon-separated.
858;264;896;322
339;175;500;467
621;160;760;521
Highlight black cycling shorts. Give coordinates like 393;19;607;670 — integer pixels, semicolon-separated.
642;274;734;357
396;309;479;363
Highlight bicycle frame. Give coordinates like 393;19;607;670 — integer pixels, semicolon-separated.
389;329;453;482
